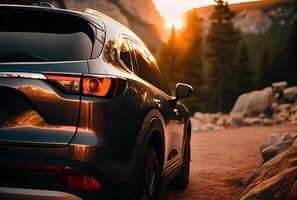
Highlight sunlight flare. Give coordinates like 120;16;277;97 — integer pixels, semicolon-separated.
153;0;259;29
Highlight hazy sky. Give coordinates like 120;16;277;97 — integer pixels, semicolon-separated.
152;0;259;28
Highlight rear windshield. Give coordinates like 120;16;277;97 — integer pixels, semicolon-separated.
0;9;98;62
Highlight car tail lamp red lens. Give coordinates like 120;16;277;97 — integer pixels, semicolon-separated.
83;77;111;97
45;74;126;97
45;74;81;93
17;163;102;191
82;76;126;97
59;174;102;191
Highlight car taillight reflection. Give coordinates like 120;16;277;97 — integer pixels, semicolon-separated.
16;163;102;191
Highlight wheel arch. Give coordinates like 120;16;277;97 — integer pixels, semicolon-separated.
134;109;166;176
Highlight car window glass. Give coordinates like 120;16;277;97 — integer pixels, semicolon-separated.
132;42;161;88
119;38;133;71
150;59;172;95
0;10;97;62
91;29;105;59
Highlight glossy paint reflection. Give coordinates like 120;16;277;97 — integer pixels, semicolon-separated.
0;77;80;146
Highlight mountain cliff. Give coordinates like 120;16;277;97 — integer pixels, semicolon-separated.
62;0;165;52
188;0;297;72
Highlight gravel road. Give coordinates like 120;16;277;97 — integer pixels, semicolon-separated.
160;124;297;200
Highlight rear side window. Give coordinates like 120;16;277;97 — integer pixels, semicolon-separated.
0;9;99;62
132;42;160;88
150;58;172;95
119;38;133;71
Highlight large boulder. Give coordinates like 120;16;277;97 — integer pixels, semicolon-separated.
281;86;297;103
261;138;295;162
272;81;288;93
259;133;281;152
231;87;273;117
238;138;297;200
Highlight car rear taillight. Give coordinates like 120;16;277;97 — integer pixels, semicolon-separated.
59;174;102;190
17;163;102;191
46;74;81;93
45;74;126;97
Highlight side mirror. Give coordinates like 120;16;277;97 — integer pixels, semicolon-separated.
175;83;193;100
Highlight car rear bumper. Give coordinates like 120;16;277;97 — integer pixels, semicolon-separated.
0;187;81;200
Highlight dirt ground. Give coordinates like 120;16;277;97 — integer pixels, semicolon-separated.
160;124;297;200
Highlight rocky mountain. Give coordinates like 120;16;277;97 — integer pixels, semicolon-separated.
188;0;297;72
63;0;166;53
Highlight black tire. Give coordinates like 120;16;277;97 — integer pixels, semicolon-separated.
170;134;190;190
138;147;160;200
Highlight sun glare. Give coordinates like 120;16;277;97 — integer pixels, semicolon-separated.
165;17;183;29
153;0;259;29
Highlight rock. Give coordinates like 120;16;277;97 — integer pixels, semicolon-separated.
193;112;204;121
259;133;282;153
270;133;281;144
261;139;294;162
231;87;273;117
190;117;203;132
242;117;264;125
199;123;214;131
216;115;228;126
281;86;297;103
281;133;293;141
263;118;275;126
278;103;292;111
238;138;297;200
260;133;296;162
273;104;291;123
193;112;223;124
272;81;287;93
226;113;245;127
203;113;218;123
288;102;297;123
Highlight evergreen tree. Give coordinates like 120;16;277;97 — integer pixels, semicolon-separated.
158;12;204;112
236;42;253;93
259;19;297;87
286;19;297;85
158;26;179;91
259;49;270;87
178;10;204;112
206;0;241;112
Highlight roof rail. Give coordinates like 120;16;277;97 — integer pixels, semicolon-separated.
39;2;55;8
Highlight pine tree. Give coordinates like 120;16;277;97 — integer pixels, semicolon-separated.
237;42;253;93
158;13;204;112
259;49;270;87
158;26;179;91
178;10;204;112
206;0;241;112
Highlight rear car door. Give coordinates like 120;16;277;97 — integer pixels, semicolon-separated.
0;7;100;146
130;41;184;168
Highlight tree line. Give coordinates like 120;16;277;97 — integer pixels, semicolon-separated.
157;0;296;113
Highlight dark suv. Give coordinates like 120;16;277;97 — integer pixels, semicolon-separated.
0;4;192;200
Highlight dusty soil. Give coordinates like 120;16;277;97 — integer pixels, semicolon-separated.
160;124;297;200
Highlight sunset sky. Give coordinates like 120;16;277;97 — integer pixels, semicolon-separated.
152;0;259;28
